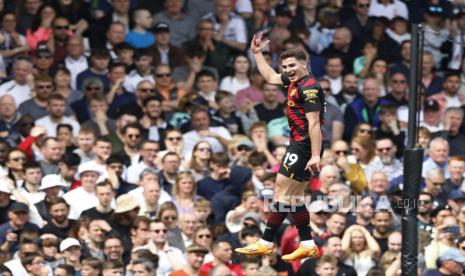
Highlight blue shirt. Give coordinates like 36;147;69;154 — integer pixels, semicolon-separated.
125;31;155;49
197;177;227;200
0;222;41;255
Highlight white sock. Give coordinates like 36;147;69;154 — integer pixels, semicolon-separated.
300;240;316;248
259;239;273;246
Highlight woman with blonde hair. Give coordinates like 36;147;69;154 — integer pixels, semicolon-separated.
182;141;212;182
350;135;376;169
342;224;381;276
172;171;199;216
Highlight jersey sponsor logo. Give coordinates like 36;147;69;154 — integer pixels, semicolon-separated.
303;89;318;103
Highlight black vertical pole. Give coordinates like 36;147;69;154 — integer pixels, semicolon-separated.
401;24;424;276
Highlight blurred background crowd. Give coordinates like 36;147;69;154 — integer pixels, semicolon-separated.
1;0;465;275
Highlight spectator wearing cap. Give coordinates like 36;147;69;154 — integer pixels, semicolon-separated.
150;22;186;69
308;7;339;55
76;48;111;93
63;162;101;219
230;139;254;167
424;248;465;276
123;49;155;94
0;202;40;255
424;4;449;68
202;0;247;51
125;9;154;49
32;43;54;78
60;238;83;270
42;197;75;239
153;0;197;48
81;181;115;223
169;245;209;276
382;72;409;109
183;20;231;78
34;174;66;221
18;75;75;121
421;99;443;133
0;59;33;106
432;107;465;156
428;73;465;119
64;36;89;91
422;137;450;178
111;195;140;252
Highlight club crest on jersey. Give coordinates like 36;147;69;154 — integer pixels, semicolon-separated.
289;88;297;98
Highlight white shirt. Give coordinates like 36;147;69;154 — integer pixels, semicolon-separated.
128;186;171;205
324;75;343;95
445;95;462;108
236;0;253;13
219;76;250;95
182;127;232;159
125;162;153;184
35;115;81;137
19;187;45;204
65;56;89;90
4;256;53;276
124;70;155;93
368;0;409;20
63;187;99;219
203;12;247;44
0;80;31;106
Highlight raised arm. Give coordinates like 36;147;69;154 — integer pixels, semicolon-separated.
251;32;282;85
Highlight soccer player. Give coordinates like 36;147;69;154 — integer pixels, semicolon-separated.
235;32;324;261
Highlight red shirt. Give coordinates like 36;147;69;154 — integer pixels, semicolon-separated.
200;261;244;276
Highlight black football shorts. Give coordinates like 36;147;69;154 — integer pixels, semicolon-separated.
278;142;312;182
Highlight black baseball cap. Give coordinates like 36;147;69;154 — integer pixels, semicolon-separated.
424;99;440;112
9;202;29;213
153;22;170;33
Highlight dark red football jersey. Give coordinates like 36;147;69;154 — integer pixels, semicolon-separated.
282;74;325;143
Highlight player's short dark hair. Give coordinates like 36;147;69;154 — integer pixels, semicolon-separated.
143;95;164;107
196;69;216;81
444;71;461;80
122;123;142;135
57;123;73;133
95;136;112;145
280;48;307;61
106;154;124;165
109;62;126;72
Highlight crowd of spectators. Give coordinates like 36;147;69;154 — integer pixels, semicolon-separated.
1;0;465;275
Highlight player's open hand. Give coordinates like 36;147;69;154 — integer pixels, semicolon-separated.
305;155;321;175
251;32;270;54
